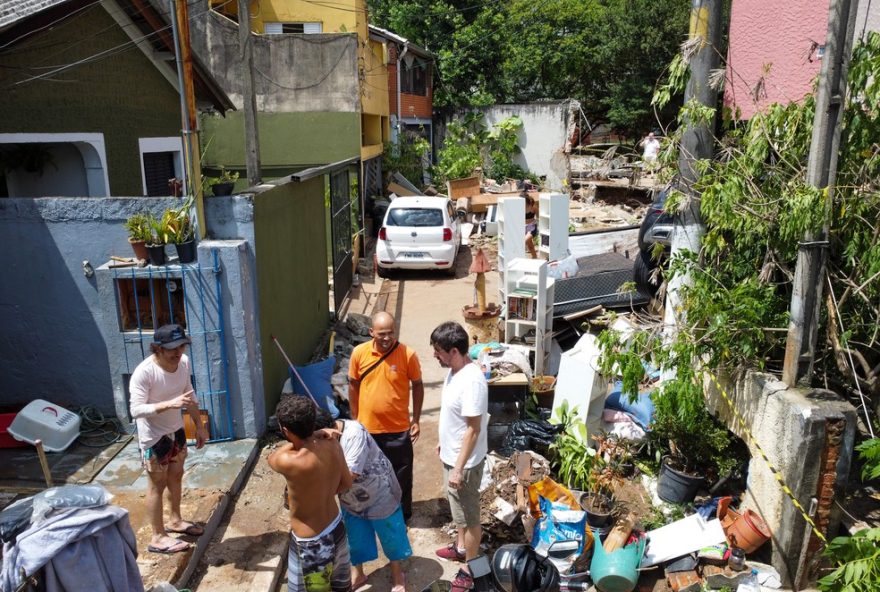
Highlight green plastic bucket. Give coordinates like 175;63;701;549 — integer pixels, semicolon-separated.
589;536;646;592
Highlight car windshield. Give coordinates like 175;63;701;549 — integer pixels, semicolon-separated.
386;208;444;227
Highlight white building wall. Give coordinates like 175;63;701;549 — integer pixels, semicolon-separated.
481;101;574;191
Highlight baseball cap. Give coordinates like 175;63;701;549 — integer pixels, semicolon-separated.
153;324;191;349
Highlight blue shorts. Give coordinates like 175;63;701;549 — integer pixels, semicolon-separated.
342;506;412;566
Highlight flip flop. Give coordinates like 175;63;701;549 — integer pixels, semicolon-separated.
391;573;406;592
148;540;191;554
166;521;204;536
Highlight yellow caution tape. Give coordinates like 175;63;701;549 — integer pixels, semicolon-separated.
703;371;827;544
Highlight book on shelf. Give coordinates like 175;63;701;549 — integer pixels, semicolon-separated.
507;296;537;320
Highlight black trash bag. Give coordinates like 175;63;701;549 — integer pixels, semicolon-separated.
0;496;34;543
498;419;564;458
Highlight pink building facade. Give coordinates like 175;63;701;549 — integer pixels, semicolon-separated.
724;0;829;119
725;0;880;119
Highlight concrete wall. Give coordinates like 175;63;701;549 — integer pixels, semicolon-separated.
707;370;857;586
0;6;181;196
252;178;331;415
0;195;269;439
199;10;359;113
477;101;575;191
0;197;176;414
724;0;829;119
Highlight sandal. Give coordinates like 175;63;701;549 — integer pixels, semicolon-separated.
148;539;191;554
391;573;406;592
166;521;204;537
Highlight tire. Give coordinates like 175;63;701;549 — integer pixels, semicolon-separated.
634;250;661;297
376;265;390;279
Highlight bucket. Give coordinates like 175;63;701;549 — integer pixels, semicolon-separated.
590;534;646;592
657;458;704;503
717;497;771;553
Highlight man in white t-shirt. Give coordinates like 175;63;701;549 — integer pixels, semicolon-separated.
641;132;661;167
129;324;207;554
430;321;488;592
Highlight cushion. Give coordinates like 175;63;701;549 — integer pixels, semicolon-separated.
289;356;339;417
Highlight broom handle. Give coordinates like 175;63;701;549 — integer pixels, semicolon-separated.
270;335;319;407
35;440;52;488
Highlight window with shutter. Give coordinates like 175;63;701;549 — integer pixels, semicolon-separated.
265;22;322;34
142;152;176;196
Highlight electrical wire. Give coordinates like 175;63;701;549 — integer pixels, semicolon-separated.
826;273;877;438
75;406;127;448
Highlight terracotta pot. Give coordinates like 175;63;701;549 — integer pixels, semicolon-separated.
128;239;149;261
717;496;771;553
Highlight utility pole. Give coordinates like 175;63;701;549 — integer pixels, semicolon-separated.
664;0;723;332
169;0;206;238
238;0;262;186
782;0;859;387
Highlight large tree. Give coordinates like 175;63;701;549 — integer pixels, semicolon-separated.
367;0;689;136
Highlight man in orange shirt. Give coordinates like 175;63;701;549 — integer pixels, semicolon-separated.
348;311;424;522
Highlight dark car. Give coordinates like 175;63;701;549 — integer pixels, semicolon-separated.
634;181;676;296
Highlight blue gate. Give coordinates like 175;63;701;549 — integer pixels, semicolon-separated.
111;249;233;442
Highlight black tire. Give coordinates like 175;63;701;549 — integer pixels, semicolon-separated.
376;263;390;279
634;250;661;297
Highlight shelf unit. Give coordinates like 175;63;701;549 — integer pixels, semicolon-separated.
503;258;555;375
537;192;570;261
497;196;526;315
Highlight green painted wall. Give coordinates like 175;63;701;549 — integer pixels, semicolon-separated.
0;8;181;196
201;111;361;170
254;178;331;414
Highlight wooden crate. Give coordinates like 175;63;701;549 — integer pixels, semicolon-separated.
446;176;481;199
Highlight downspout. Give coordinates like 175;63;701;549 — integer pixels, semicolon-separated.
397;42;409;141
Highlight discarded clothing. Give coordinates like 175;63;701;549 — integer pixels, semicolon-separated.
1;505;143;592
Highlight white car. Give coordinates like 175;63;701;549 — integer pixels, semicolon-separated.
375;196;461;277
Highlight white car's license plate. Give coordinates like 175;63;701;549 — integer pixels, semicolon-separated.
401;252;427;258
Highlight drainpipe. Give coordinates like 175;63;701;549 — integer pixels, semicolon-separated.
396;42;409;143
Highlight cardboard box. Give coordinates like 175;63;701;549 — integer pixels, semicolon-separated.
184;409;211;441
446;176;481;199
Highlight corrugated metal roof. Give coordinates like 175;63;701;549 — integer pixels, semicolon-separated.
0;0;70;30
368;24;433;59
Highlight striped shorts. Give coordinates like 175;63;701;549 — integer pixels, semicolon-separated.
287;513;351;592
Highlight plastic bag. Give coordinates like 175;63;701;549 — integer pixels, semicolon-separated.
531;495;593;574
498;419;563;457
0;496;34;543
547;254;579;280
32;484;112;521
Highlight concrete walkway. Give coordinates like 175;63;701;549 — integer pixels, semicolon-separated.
93;437;259;590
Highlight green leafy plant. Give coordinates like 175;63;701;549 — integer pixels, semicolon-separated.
161;199;195;244
382;131;431;190
434;114;484;183
856;438;880;482
124;213;152;243
818;528;880;592
214;166;239;185
148;213;170;246
549;401;597;491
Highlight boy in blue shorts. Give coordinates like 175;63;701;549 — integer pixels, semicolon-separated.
315;409;411;591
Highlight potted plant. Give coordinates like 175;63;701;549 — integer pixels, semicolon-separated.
147;213;170;266
163;200;196;263
124;213;152;261
211;167;239;196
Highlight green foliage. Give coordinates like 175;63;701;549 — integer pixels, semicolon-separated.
367;0;688;136
818;528;880;592
215;167;239;185
382;131;431;190
857;438;880;481
156;198;195;245
124;214;152;243
434;114;529;183
549;401;597;491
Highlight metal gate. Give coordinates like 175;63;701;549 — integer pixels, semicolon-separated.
330;167;354;313
112;250;234;441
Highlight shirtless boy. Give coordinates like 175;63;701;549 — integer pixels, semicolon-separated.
268;396;354;592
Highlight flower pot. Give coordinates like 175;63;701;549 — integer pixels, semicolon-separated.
175;239;197;264
530;375;556;409
579;491;615;528
717;496;771;553
212;181;234;196
657;457;704;503
128;239;149;261
146;244;167;266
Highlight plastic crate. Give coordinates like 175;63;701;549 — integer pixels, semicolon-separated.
8;399;81;452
